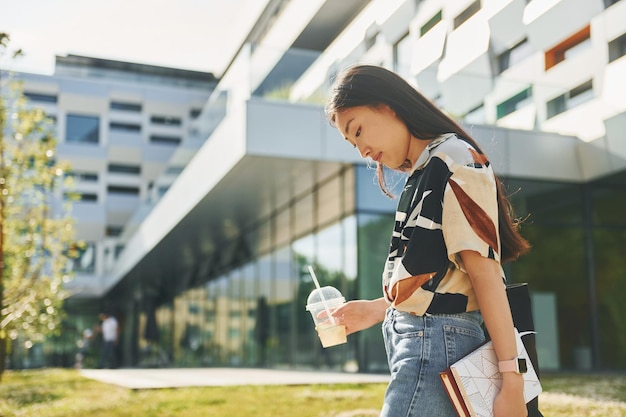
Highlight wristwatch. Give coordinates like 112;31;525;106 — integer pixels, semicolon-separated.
498;357;528;374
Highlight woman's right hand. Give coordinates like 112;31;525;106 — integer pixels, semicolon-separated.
330;297;388;335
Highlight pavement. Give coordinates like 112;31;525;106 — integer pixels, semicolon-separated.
79;367;391;390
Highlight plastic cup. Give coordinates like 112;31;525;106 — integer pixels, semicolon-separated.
306;286;347;348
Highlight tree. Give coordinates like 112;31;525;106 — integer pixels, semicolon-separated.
0;33;79;381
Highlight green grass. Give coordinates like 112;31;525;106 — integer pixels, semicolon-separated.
1;369;626;417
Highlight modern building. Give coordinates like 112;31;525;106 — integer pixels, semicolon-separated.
14;0;626;371
9;54;216;367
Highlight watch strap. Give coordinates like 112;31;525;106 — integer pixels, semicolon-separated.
498;357;527;374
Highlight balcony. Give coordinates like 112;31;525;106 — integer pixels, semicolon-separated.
485;0;527;55
438;10;493;115
523;0;604;51
412;20;447;99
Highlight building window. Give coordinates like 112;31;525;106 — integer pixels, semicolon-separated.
463;103;485;124
189;108;201;119
454;0;480;29
109;122;141;132
149;135;181;145
496;87;532;119
105;226;123;237
110;101;142;112
108;163;141;175
66;242;96;273
65;192;98;202
158;186;169;197
393;32;412;78
66;171;99;182
545;25;591;70
23;92;57;104
66;114;99;144
165;166;184;175
115;244;125;257
498;38;533;73
546;80;593;118
150;115;182;126
609;32;626;63
420;10;442;36
107;185;140;195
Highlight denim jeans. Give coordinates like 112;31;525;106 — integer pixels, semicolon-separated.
99;341;118;369
381;308;485;417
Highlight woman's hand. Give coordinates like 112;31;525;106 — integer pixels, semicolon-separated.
493;373;528;417
329;297;388;335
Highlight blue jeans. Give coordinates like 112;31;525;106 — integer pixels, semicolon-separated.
381;308;485;417
99;341;118;369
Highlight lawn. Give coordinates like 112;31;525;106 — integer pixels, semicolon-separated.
1;369;626;417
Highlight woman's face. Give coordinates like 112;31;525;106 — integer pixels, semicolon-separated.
334;104;417;171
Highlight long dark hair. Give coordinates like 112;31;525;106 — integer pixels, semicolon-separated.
325;65;530;263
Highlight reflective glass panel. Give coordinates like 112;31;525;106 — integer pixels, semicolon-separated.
66;114;99;144
507;179;588;370
357;212;394;372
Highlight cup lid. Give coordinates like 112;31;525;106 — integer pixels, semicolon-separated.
306;286;344;309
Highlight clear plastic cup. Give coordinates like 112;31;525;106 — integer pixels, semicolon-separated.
306;286;347;348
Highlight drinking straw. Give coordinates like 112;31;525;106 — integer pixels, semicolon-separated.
307;265;336;325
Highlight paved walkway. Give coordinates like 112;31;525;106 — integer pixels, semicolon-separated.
79;368;391;390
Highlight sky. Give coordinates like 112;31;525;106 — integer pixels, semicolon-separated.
0;0;265;77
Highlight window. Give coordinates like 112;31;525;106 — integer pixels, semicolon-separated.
604;0;622;8
149;135;181;145
107;185;140;195
609;32;626;63
108;163;141;175
158;186;169;197
24;92;57;104
66;114;99;144
165;166;184;175
545;25;591;70
66;242;96;273
546;80;593;118
420;10;442;36
496;87;532;119
150;115;182;126
109;122;141;132
65;192;98;202
110;101;142;112
66;171;98;182
189;108;201;119
454;0;480;29
569;80;594;107
105;226;123;237
498;38;533;73
115;244;125;257
393;32;412;78
463;103;485;124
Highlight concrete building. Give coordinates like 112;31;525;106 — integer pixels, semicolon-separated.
9;54;216;367
14;0;626;371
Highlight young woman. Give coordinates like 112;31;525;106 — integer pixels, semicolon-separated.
326;65;531;417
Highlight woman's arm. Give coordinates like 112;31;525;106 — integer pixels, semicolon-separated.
460;249;527;417
331;297;388;335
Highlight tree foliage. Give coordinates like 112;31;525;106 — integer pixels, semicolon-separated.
0;33;79;381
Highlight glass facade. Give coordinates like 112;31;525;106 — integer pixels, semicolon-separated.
129;167;362;370
506;171;626;371
42;161;625;373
